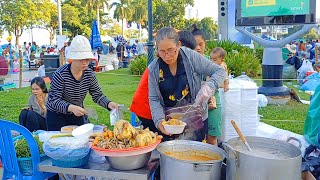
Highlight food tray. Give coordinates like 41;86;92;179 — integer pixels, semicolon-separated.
92;139;161;157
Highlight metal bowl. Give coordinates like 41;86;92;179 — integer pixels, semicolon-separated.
106;152;152;170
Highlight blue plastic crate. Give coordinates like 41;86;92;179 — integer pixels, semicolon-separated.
14;134;47;176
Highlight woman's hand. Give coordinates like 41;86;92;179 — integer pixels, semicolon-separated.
68;105;88;117
158;120;172;136
108;102;118;110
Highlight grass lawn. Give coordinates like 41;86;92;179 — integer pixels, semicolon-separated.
0;69;310;134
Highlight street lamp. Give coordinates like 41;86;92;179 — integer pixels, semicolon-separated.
146;0;154;65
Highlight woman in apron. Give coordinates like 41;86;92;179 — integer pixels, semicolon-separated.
148;27;227;141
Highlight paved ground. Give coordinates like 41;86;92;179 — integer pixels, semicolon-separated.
3;69;38;88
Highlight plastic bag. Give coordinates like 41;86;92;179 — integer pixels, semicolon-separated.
298;60;314;74
257;94;268;107
43;137;90;161
110;104;128;126
283;64;297;79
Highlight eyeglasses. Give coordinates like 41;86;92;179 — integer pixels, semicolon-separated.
158;48;177;57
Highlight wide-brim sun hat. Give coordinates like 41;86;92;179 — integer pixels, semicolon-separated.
66;35;95;60
285;44;297;54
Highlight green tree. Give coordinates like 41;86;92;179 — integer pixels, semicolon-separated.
125;29;139;39
38;0;58;45
106;24;122;36
0;0;42;45
304;28;319;40
152;0;194;32
130;0;147;39
111;0;133;37
197;17;218;40
82;0;110;30
62;0;94;37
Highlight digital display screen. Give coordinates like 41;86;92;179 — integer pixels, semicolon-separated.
236;0;316;26
241;0;310;17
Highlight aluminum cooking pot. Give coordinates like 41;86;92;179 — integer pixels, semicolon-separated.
222;136;302;180
157;140;226;180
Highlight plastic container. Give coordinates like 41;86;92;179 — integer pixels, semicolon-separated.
61;125;79;133
163;122;186;134
52;152;90;168
72;123;94;138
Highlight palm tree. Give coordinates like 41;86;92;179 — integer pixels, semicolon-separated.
82;0;109;30
111;0;133;37
131;0;147;40
93;0;109;30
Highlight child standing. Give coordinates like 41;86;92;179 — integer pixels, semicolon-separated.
207;47;229;145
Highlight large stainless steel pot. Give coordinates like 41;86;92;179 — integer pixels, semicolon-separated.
157;140;226;180
222;136;302;180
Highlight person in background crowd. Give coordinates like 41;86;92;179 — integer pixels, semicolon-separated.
37;60;46;77
298;41;306;57
65;42;71;63
30;42;37;53
148;27;226;141
46;35;119;131
19;77;48;132
7;43;14;70
136;39;146;56
102;41;109;55
130;30;197;141
116;43;125;67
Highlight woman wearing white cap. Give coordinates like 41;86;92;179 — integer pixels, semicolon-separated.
46;35;118;131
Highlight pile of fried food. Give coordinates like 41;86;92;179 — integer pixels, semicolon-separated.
90;120;162;149
162;118;184;126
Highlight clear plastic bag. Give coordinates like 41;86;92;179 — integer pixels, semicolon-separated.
110;104;128;126
43;137;90;161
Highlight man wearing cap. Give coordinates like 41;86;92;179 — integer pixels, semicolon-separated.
46;35;118;131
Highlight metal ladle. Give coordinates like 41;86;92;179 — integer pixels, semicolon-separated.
231;120;252;151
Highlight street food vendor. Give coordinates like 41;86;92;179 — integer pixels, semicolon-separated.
148;27;227;141
46;35;118;131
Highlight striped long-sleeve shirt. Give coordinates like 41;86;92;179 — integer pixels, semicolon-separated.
46;64;110;114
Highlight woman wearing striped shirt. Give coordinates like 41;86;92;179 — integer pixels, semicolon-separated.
46;35;118;131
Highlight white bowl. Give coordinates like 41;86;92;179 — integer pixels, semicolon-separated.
163;122;186;134
72;123;94;139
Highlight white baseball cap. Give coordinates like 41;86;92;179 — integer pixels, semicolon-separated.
66;35;95;60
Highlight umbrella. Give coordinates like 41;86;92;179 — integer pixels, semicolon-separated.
90;20;102;50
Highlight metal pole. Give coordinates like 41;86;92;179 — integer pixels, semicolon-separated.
147;0;154;65
57;0;62;35
19;49;22;88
